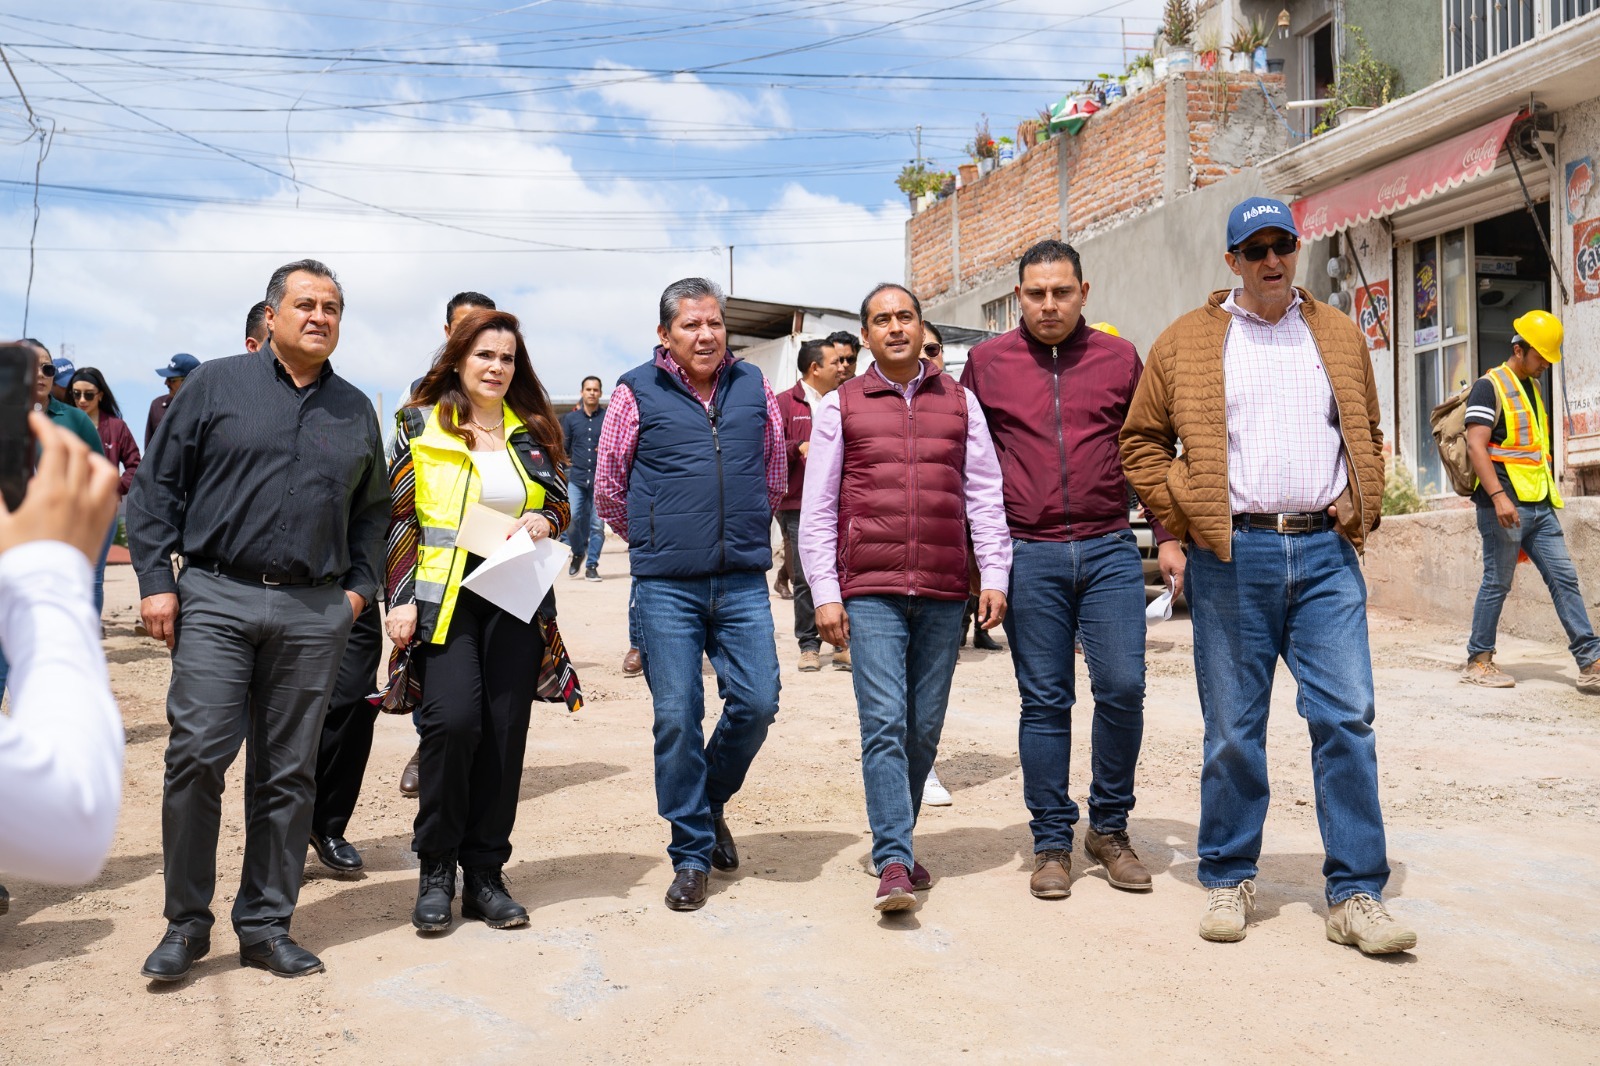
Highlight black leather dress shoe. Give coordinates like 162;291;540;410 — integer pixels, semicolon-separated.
239;935;324;978
141;930;209;982
309;833;364;873
665;869;708;911
711;816;739;871
973;626;1002;651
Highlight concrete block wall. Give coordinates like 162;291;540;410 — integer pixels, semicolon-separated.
907;72;1288;305
1363;498;1600;649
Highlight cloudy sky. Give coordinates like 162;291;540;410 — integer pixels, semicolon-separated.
0;0;1160;421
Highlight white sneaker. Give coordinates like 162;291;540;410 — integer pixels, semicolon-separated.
922;766;952;807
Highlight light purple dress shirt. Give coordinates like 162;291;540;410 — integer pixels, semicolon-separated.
799;362;1012;607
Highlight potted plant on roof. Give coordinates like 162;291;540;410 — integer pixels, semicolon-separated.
1227;21;1256;73
1128;52;1154;93
1162;0;1195;73
969;115;999;175
1329;26;1400;127
1196;27;1222;72
1034;106;1054;141
896;162;932;211
1248;15;1270;72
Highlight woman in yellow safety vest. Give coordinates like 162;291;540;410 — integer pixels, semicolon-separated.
384;307;571;933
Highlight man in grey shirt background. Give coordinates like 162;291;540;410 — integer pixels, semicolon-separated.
128;258;388;983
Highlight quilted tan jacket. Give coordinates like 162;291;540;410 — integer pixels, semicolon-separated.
1119;288;1385;562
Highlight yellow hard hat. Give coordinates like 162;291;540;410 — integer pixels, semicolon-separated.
1088;321;1121;337
1512;309;1562;363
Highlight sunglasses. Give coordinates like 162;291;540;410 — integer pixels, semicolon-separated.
1234;236;1300;262
40;362;55;375
840;355;858;365
923;343;943;357
72;388;99;401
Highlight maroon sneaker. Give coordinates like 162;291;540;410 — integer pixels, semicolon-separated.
911;862;932;891
874;863;917;912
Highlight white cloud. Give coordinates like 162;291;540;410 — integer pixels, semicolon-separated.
578;61;791;145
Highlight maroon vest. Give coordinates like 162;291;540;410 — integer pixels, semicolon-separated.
836;365;970;601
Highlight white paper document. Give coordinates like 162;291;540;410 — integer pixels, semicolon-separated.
456;503;519;559
1145;581;1175;628
459;529;571;622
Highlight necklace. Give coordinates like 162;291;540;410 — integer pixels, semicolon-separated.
467;412;505;433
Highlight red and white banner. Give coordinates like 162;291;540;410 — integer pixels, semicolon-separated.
1291;113;1520;241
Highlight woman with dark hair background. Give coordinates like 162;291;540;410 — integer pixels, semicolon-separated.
71;367;140;618
383;307;577;934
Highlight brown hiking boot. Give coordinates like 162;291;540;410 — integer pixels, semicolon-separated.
1579;659;1600;694
1461;653;1514;688
1326;894;1417;955
798;649;821;672
1084;828;1152;892
1029;849;1071;900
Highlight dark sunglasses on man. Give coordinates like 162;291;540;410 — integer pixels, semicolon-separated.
840;354;858;366
1234;235;1300;262
40;362;55;377
922;343;943;358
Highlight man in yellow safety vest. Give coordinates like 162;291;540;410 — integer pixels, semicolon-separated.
1462;310;1600;692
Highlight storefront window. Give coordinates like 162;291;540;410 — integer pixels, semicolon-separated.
1413;228;1474;496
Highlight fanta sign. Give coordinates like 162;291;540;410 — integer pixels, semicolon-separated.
1354;281;1391;349
1575;216;1600;304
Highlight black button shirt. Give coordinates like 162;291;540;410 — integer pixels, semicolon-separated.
560;404;604;489
128;346;389;602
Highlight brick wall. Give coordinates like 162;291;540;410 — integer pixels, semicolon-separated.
908;72;1286;303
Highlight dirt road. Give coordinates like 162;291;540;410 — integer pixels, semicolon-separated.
3;548;1597;1063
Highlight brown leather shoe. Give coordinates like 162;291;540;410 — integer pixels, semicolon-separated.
1029;849;1071;899
399;747;420;798
623;647;643;678
1084;828;1152;891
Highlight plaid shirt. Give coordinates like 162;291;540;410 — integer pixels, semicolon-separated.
1221;289;1348;514
594;348;787;542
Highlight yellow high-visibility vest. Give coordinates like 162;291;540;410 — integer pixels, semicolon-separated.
1484;363;1562;508
411;404;547;644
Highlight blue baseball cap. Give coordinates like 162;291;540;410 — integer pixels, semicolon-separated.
157;352;201;379
1226;196;1298;250
51;357;77;388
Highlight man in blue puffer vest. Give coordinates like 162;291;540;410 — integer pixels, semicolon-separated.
595;277;788;912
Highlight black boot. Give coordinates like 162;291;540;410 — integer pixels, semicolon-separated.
973;622;1002;651
461;865;529;929
412;853;456;933
960;596;975;648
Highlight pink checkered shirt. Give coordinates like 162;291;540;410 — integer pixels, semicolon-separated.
594;348;787;542
1221;289;1348;514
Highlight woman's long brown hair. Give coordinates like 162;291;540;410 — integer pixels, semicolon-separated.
408;307;566;466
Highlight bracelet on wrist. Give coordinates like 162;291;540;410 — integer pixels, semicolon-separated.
1490;489;1507;499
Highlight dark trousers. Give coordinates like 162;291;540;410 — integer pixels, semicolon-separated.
413;587;542;867
778;509;819;652
161;568;351;946
312;601;383;838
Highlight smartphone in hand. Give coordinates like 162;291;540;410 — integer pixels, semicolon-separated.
0;344;39;511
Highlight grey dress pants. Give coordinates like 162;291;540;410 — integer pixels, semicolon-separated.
161;568;352;946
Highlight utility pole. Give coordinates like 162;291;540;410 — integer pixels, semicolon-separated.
916;124;922;169
728;245;735;295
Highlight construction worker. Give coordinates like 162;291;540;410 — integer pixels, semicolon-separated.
1462;310;1599;692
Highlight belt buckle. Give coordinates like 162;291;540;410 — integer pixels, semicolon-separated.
1276;513;1288;534
261;574;281;587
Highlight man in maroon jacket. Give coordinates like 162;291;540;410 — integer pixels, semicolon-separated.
962;239;1184;901
775;339;845;672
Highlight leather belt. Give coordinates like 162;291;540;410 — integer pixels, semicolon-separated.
1232;511;1335;534
187;555;339;588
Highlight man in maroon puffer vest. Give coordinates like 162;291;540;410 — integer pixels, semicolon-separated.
799;283;1011;914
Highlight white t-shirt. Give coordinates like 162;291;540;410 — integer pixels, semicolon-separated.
471;448;525;516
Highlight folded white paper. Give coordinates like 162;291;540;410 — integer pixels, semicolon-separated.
459;529;571;622
1145;583;1175;628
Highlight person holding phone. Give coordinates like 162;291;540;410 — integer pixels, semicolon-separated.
0;410;123;900
127;260;389;983
383;307;570;935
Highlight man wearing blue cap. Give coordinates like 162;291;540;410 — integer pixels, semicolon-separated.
146;353;200;448
1121;196;1415;956
49;356;77;404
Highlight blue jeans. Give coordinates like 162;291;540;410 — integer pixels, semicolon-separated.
93;518;116;617
1468;500;1600;667
844;595;965;872
635;571;781;873
1004;533;1146;852
561;480;606;571
1186;528;1390;904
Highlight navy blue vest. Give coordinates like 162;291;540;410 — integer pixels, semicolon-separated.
618;358;773;578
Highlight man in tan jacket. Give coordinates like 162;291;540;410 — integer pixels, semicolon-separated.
1120;196;1415;956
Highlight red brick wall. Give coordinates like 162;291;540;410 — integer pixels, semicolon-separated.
908;73;1284;303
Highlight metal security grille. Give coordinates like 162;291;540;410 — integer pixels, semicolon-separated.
1446;0;1599;75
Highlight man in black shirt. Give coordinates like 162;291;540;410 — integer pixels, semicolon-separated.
1462;311;1600;692
560;375;606;579
129;259;388;982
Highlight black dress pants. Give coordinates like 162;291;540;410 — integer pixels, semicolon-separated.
413;586;543;867
311;600;383;839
